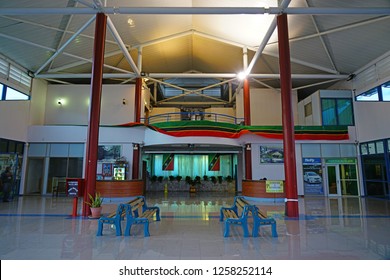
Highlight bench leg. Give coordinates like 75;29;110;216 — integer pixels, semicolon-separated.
271;223;278;237
242;221;249;238
124;222;132;236
252;221;259;237
96;220;104;236
223;221;230;237
156;209;161;221
143;222;150;237
114;220;122;236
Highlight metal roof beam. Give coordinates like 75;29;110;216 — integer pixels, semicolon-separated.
35;15;96;75
1;7;390;16
35;72;348;80
246;0;291;75
106;16;140;76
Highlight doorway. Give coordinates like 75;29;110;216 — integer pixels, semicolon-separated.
25;158;44;195
326;163;359;196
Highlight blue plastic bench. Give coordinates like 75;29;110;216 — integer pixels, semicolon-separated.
220;196;253;237
124;196;161;237
96;203;127;236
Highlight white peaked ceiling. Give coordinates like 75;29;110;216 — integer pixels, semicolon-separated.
1;0;390;104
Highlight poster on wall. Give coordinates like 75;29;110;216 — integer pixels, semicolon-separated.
303;158;324;195
260;145;284;163
102;163;112;177
98;145;121;161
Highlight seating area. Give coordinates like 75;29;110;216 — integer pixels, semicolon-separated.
220;196;278;238
96;196;160;237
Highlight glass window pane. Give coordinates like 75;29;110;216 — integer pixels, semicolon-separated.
321;99;337;125
381;82;390;101
68;158;83;178
363;157;386;180
356;88;379;101
376;141;384;153
0;84;3;99
337;99;353;125
368;143;376;154
5;87;29;100
361;144;368;155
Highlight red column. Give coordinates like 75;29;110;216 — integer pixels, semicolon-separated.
243;78;252;179
132;144;140;179
82;13;107;217
243;78;251;125
245;144;252;180
134;77;142;123
277;13;299;218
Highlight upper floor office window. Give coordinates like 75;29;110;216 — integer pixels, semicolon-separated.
321;98;353;126
356;80;390;102
0;83;29;101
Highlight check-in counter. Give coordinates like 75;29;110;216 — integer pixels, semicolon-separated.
96;180;144;197
242;180;285;198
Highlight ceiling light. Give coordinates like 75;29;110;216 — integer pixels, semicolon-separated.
237;71;248;80
127;18;135;28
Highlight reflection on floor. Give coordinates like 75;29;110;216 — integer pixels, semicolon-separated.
0;192;390;260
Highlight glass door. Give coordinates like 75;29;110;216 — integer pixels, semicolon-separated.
339;164;359;196
327;164;359;196
327;165;340;195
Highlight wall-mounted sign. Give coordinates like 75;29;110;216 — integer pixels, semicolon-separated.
325;158;356;164
266;180;284;193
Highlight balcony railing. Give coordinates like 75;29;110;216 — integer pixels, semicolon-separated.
143;112;244;125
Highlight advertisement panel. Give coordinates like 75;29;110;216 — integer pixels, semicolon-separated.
303;158;324;195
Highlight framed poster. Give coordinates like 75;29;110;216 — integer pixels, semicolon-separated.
260;145;284;164
102;163;112;177
98;145;121;161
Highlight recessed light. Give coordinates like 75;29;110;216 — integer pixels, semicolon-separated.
127;18;135;28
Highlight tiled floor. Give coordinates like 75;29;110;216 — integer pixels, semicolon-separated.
0;192;390;260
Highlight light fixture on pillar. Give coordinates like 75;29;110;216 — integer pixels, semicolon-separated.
57;98;63;106
245;144;251;150
133;143;139;150
122;98;127;105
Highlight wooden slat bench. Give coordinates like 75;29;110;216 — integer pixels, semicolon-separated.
96;203;127;236
219;196;253;237
251;205;278;237
123;196;161;237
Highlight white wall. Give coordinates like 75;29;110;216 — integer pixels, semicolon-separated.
249;88;298;125
149;107;181;123
353;102;390;142
29;78;47;125
44;84;136;125
0;101;30;142
251;143;304;196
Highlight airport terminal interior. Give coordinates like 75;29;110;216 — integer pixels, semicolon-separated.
1;193;389;260
1;1;390;262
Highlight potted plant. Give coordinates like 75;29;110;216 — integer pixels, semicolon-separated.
85;192;103;218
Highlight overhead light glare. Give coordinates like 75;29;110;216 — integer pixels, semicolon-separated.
237;71;248;80
127;18;136;27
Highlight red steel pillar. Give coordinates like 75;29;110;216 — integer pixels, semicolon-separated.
243;78;252;179
131;78;142;179
132;144;140;179
134;77;142;123
277;13;299;218
82;13;107;217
